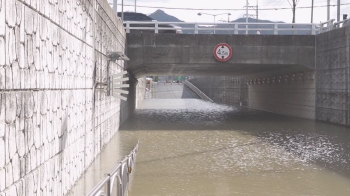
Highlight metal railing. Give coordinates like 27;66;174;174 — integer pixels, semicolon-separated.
319;18;350;33
319;19;335;33
333;18;350;29
124;21;319;35
87;142;139;196
183;81;213;102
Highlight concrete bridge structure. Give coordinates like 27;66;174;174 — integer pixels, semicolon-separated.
0;0;350;195
126;28;350;123
126;34;315;78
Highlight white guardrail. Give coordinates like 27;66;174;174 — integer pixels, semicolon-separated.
87;142;139;196
319;18;350;33
124;19;350;35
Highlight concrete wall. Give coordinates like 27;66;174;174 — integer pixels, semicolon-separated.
190;71;315;119
247;71;316;119
316;26;350;125
189;27;350;124
126;34;315;78
189;76;248;106
0;0;129;195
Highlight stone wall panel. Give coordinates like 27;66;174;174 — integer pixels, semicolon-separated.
6;27;16;66
5;136;14;187
18;44;25;69
4;66;11;90
5;0;16;28
14;26;20;60
24;6;33;35
5;93;16;124
12;153;20;182
12;62;20;89
4;185;16;196
0;94;4;137
0;37;5;66
0;0;5;37
0;168;5;192
24;118;34;156
24;173;34;196
15;120;25;157
15;1;22;27
15;179;24;196
0;137;4;168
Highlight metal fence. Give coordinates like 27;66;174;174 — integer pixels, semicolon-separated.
87;142;139;196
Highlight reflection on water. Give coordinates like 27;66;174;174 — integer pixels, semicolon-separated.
118;99;350;196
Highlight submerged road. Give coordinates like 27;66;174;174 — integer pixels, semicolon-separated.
121;99;350;196
69;83;350;196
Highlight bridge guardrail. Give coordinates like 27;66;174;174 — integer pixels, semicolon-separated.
319;18;350;33
333;18;350;29
184;81;213;102
124;21;319;35
87;142;139;196
319;19;335;33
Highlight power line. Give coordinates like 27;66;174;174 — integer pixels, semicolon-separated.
117;2;350;11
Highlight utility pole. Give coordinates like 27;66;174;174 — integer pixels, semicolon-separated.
327;0;330;20
246;0;248;34
244;1;258;31
113;0;117;14
337;0;340;21
243;0;259;34
135;0;136;12
311;0;314;23
121;0;124;21
292;0;296;23
256;0;258;22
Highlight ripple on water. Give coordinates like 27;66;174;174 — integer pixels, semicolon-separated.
119;99;350;196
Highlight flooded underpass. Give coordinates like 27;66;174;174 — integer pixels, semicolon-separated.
118;99;350;196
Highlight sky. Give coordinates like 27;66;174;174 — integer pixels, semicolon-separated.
108;0;350;23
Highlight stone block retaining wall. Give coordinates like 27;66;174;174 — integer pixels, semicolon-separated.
0;0;128;195
247;71;316;119
316;26;350;125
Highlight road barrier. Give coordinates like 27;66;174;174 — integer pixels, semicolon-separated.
87;142;139;196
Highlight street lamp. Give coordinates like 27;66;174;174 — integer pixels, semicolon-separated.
197;12;231;34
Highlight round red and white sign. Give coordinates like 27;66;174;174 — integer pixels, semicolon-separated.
213;43;232;62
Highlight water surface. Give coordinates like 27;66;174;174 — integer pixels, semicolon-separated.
119;99;350;196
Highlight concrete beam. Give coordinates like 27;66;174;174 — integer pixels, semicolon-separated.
126;34;315;78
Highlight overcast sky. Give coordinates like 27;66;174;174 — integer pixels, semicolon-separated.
109;0;350;23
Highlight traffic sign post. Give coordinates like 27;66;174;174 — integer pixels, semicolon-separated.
213;43;232;62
